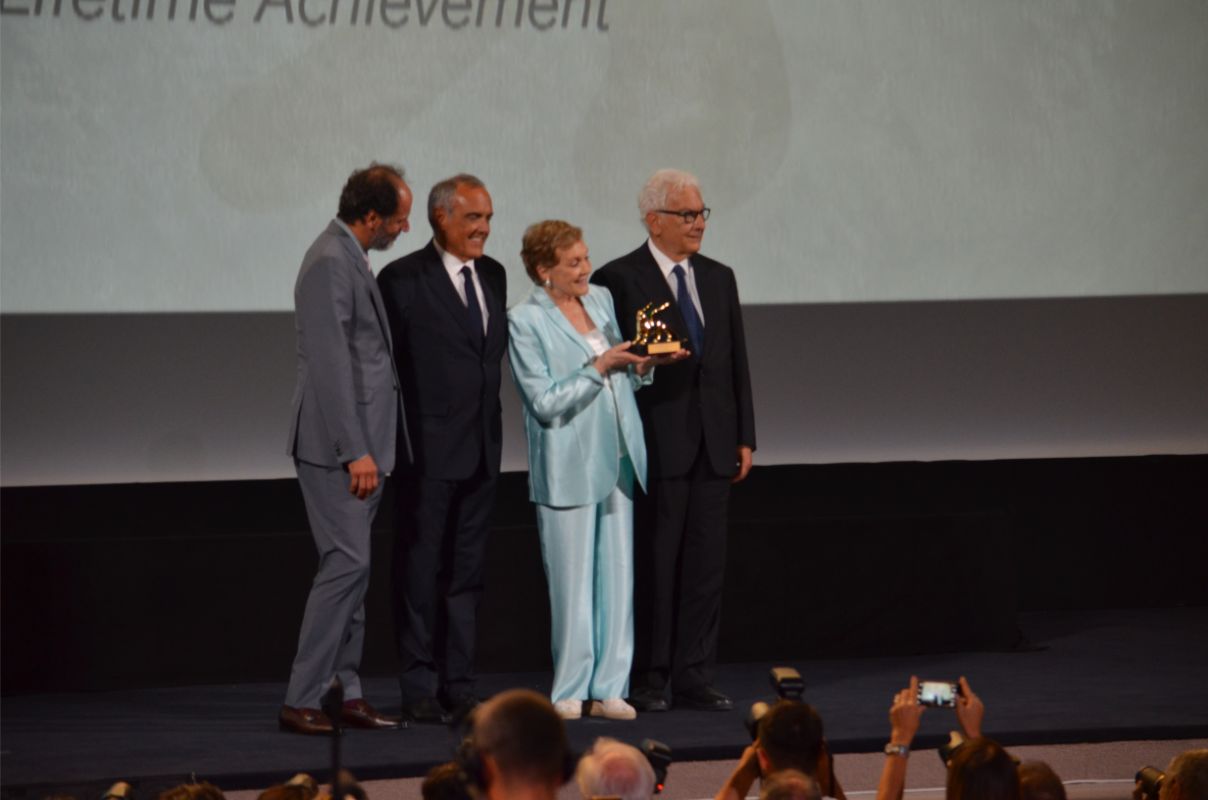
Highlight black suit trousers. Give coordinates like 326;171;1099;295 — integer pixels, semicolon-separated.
634;440;731;693
392;466;496;702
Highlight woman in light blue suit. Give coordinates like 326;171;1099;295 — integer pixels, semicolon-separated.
508;220;686;721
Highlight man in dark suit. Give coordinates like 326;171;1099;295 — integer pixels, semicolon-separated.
591;168;755;712
377;174;507;723
280;163;412;735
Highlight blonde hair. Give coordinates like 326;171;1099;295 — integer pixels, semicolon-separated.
520;220;583;284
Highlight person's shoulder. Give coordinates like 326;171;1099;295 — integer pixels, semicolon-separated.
300;230;356;282
596;243;650;274
506;290;543;321
586;283;614;305
506;304;544;337
477;255;508;294
691;251;733;274
306;223;354;262
692;252;740;294
477;254;507;276
379;241;436;281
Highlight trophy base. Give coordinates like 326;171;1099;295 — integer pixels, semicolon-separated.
632;340;683;356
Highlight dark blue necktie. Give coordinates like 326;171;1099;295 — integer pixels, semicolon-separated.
673;264;704;355
461;265;485;342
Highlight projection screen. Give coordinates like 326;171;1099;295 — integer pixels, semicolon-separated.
2;0;1207;486
3;0;1206;312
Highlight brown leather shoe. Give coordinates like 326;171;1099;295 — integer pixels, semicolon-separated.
279;705;334;735
341;698;403;730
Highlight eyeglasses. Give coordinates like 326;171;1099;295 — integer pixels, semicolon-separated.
655;207;711;224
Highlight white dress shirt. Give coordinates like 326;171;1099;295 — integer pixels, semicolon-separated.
435;239;489;334
646;239;705;325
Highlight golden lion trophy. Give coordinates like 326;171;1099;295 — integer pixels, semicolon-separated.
631;301;685;356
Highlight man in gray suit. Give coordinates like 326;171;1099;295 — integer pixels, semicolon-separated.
280;163;413;735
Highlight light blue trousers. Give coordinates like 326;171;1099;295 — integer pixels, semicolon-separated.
535;457;635;703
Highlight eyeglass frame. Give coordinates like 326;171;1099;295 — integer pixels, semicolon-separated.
654;207;711;224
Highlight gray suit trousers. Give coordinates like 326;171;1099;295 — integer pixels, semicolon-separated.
284;459;381;708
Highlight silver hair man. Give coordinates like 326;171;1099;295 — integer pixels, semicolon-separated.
638;168;702;223
759;770;821;800
575;738;656;800
427;173;487;229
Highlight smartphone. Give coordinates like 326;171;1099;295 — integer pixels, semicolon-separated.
918;680;959;707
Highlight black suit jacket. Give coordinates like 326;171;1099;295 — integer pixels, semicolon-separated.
591;244;755;479
378;241;508;481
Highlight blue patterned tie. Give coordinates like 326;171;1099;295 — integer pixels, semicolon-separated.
461;265;485;343
673;264;704;355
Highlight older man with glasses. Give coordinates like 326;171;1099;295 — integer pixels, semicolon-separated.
591;168;755;713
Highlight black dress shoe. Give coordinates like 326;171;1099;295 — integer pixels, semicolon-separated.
441;691;480;723
279;705;334;735
627;688;670;713
341;698;404;730
402;696;452;725
673;685;733;711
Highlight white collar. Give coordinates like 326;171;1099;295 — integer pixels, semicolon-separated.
646;238;691;282
434;239;475;278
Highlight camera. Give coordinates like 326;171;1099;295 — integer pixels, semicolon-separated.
746;667;805;739
1135;766;1166;800
641;739;672;795
917;680;959;708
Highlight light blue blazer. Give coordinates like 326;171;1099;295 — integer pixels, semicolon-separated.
508;285;650;508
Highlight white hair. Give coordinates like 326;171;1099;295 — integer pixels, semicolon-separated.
575;738;655;800
760;770;821;800
638;168;701;226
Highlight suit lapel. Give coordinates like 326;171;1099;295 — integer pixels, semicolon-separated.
366;275;394;352
366;275;402;388
534;290;595;360
634;248;677;309
690;258;720;357
479;268;506;352
634;246;696;353
421;242;483;350
583;291;621;345
332;222;395;355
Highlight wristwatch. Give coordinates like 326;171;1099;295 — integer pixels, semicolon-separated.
884;742;910;758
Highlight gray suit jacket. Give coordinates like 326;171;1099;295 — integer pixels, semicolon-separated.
287;220;402;472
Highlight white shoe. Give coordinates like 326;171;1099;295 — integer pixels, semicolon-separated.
588;698;637;720
554;699;582;720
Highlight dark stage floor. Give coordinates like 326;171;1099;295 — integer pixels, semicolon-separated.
3;609;1207;795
